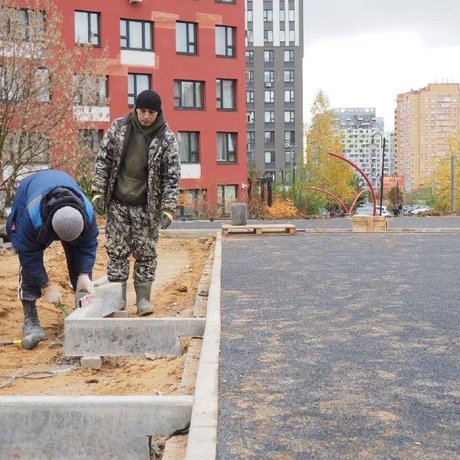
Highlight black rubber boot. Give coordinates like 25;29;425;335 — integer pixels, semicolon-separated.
134;281;154;316
22;300;45;349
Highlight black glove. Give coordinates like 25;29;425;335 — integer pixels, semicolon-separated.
92;194;106;215
160;211;173;229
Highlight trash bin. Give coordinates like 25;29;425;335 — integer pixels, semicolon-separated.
231;203;247;226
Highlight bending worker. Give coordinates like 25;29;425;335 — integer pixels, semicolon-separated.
91;89;180;316
6;170;98;349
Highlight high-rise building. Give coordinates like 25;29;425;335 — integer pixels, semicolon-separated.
395;83;460;191
3;1;247;216
245;0;304;184
332;108;394;190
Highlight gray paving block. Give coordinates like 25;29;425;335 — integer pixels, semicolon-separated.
80;356;102;369
64;318;206;356
0;395;192;459
68;281;124;319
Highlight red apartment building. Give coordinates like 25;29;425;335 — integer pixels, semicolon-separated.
6;0;247;217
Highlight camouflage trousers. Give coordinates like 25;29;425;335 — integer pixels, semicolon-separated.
105;199;159;284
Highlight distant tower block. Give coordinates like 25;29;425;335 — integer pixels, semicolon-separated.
231;203;247;226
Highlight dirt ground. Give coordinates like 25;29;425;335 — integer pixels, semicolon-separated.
0;230;214;396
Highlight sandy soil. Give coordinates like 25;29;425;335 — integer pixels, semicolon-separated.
0;231;214;396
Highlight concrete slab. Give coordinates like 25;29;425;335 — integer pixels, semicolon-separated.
0;395;192;459
64;318;206;356
186;234;222;460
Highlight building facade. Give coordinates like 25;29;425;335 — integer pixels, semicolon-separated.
396;83;460;191
332;107;395;190
5;0;247;216
245;0;304;183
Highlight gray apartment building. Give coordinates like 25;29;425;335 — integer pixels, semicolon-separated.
245;0;304;183
332;107;395;189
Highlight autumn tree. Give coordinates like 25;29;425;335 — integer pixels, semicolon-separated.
0;0;106;205
305;90;357;208
431;132;460;213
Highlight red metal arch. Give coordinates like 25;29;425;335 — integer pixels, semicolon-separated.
328;151;377;216
309;187;349;213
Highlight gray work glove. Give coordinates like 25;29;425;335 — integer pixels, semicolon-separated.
91;194;106;215
41;283;63;307
160;211;173;229
76;273;95;295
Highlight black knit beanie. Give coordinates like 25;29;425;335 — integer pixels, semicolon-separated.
135;90;162;112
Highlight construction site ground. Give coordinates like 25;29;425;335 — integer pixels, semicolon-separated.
0;231;214;397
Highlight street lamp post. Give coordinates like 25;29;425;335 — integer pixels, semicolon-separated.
451;154;456;214
371;133;386;216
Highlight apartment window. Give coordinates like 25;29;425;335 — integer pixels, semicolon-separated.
284;130;295;145
247;111;255;124
264;151;275;164
284;70;294;82
246;90;255;104
78;129;103;152
264;70;274;83
264;110;274;123
75;11;100;46
246;70;254;84
178;132;199;163
279;10;285;21
174;80;204;109
264;131;275;146
284;90;295;103
247;131;255;146
264;50;274;63
128;73;150;106
264;90;274;103
279;30;285;42
176;21;197;54
246;10;253;22
284;110;295;123
288;9;295;21
264;30;273;43
263;10;273;21
73;75;108;106
245;50;254;64
217;184;237;215
289;30;295;42
216;79;236;110
217;132;237;163
216;26;235;57
3;132;48;163
120;19;152;51
2;8;45;42
35;68;50;103
284;50;294;63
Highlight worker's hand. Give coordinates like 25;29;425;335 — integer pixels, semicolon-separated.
92;194;105;215
160;211;173;229
76;273;95;295
41;283;62;307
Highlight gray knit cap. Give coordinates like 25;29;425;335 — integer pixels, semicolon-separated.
51;206;84;242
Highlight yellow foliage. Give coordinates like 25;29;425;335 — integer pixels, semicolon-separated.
265;197;300;219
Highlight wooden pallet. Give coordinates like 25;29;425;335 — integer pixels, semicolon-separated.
221;224;296;236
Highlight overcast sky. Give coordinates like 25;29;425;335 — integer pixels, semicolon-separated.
303;0;460;130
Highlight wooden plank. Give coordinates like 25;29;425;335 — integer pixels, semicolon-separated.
221;224;296;236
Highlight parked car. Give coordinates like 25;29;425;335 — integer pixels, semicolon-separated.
411;206;433;215
354;205;392;217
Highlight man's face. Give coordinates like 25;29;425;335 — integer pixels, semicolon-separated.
136;108;158;127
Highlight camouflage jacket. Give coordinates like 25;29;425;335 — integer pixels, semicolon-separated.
91;114;180;222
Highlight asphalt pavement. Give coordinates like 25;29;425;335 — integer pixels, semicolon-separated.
215;224;460;459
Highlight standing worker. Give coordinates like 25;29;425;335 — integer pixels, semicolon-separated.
6;170;98;349
91;89;180;316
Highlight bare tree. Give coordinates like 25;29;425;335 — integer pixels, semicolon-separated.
0;0;107;205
